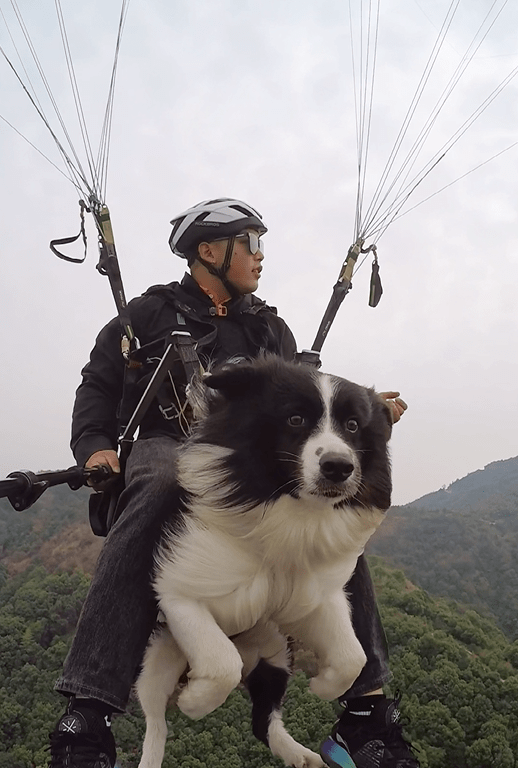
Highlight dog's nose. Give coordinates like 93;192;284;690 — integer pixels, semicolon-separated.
319;452;354;483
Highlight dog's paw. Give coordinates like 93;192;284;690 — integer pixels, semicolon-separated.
292;748;325;767
177;674;240;719
269;730;324;768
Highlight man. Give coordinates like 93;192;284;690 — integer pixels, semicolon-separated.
48;198;417;768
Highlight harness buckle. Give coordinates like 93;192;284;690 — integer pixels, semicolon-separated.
209;305;228;317
158;403;180;421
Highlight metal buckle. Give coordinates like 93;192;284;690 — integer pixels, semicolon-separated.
158;403;179;421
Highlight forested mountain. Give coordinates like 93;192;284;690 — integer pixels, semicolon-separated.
3;456;517;636
0;484;101;574
368;456;518;639
2;560;518;768
2;457;518;766
0;483;90;554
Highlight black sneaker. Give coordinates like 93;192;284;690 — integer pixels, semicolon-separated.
320;695;419;768
48;698;117;768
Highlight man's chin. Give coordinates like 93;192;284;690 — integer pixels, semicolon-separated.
233;281;259;295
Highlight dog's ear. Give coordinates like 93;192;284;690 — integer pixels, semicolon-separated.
203;363;263;400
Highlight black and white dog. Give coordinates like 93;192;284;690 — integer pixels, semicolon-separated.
136;356;392;768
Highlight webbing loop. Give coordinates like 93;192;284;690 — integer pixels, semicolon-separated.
367;247;383;307
50;198;139;362
49;199;89;263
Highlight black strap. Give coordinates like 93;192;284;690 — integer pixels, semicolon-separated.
369;253;383;307
92;203;136;353
312;239;381;353
50;199;138;360
175;330;203;383
99;331;201;536
49;199;89;263
119;332;200;445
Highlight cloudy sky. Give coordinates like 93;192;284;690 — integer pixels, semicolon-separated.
1;0;517;506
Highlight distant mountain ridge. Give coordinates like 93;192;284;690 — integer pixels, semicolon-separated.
397;456;518;514
0;483;101;574
368;455;518;639
2;455;518;639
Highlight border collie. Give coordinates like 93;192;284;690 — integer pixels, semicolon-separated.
136;356;392;768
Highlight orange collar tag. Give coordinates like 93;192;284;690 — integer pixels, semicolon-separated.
199;284;230;317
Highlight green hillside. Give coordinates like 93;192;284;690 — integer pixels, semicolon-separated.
2;458;518;766
1;560;517;768
0;485;102;574
3;456;517;639
0;484;90;557
368;456;518;639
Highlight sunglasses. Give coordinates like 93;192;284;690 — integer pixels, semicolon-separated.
211;231;264;255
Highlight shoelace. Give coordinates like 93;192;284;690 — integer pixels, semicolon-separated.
48;731;111;768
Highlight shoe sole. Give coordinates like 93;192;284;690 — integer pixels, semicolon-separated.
320;737;357;768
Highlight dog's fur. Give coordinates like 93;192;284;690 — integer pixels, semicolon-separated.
136;356;392;768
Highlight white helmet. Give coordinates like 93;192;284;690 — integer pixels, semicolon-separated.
169;197;267;259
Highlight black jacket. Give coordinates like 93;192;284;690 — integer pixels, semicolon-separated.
71;274;298;466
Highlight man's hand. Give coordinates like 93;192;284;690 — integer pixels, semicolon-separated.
379;391;408;424
85;449;120;490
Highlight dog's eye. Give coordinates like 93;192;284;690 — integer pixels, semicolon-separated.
288;414;305;427
346;419;359;433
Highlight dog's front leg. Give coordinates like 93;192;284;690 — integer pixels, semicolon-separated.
160;598;243;719
283;591;366;702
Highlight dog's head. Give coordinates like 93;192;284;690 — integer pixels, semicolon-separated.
186;356;392;513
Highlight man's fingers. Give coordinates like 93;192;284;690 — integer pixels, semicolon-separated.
86;450;120;471
379;391;408;424
380;391;400;400
85;450;120;489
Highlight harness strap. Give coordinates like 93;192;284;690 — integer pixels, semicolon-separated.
119;331;200;447
50;199;139;364
311;239;363;353
93;202;138;361
369;249;383;307
175;329;203;383
49;199;89;263
92;330;202;537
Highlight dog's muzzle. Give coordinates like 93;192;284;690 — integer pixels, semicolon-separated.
319;452;355;484
311;451;360;499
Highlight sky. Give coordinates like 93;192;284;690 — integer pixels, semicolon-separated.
0;0;517;506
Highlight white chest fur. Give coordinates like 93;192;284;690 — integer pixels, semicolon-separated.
155;492;384;637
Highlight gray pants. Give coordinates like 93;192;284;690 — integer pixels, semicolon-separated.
55;437;390;712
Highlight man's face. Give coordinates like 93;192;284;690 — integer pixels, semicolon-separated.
211;230;264;295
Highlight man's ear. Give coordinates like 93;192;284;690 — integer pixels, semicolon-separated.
197;241;217;264
203;364;263;400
